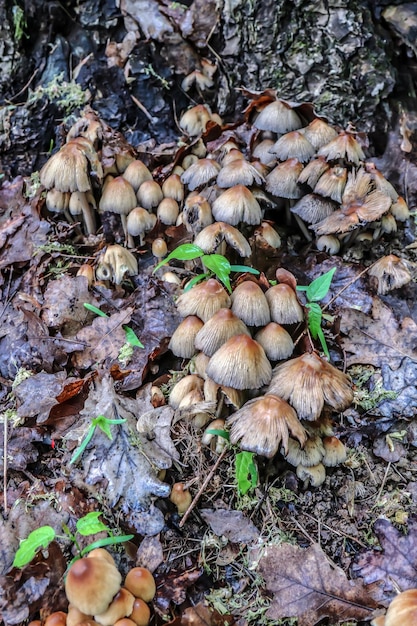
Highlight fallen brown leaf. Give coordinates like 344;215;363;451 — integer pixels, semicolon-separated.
258;542;380;626
353;517;417;597
200;509;260;544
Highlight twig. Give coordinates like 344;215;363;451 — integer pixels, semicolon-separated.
322;262;377;312
179;447;228;527
7;68;39;102
130;94;157;123
374;461;391;507
3;412;7;515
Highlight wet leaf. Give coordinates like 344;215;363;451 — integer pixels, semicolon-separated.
200;509;259;544
13;527;56;568
258;542;379;625
41;274;99;333
353;518;417;597
14;371;67;424
155;568;202;612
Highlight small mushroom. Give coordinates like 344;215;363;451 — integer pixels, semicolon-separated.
98;176;137;243
253;99;303;133
170;482;192;515
175;278;231;322
95;588;135;626
126;207;157;247
195;308;251;356
65;556;122;615
231;280;271;327
124;567;156;602
265;283;304;324
296;462;326;487
168;316;204;358
368;254;412;294
211;185;262;226
254;322;294;361
96;244;138;284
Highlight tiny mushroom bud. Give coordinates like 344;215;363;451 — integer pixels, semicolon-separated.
152;238;168;262
65;556;122;615
124;567;156;603
44;612;67;626
77;264;95;287
170;482;192;515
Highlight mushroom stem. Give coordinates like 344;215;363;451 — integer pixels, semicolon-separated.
293;214;312;241
121;213;129;246
82;203;96;235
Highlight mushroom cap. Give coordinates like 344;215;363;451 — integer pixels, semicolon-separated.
291;193;337;224
181;158;221;191
122;160;153;192
95;588;135;626
368;254;412;294
267;352;353;420
124;567;156;602
206;334;272;390
317;130;366;165
297;156;330;188
265;283;304;324
99;176;137;215
157;197;180;225
40;142;91;193
384;589;417;626
216;159;265;188
254;322;294;361
179;104;212;136
313;166;347;203
252;139;277;166
284;435;325;467
231;281;271;327
195;308;251;356
162;173;185;202
45;189;70;213
130;598;151;626
182;194;213;234
296;462;326;487
322;436;347;466
169;482;192;515
97;244;138;284
168;315;204;358
227;393;307;458
212;185;262;225
302;118;338;150
269;130;315;163
253;100;303;133
136;180;163;210
127;207;157;237
169;374;204;409
193;221;251;257
265;159;304;199
316;235;341;254
175;278;231;322
65;556;122;615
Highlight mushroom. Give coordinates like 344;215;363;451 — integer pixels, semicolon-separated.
267;352;354;420
269;130;315;163
40;139;93;193
182;194;213;234
231;280;271;327
162;173;185;202
265;283;304;324
69;190;97;235
169;374;204;409
44;612;67;626
124;567;156;602
390;197;410;222
216;158;265;188
316;235;341;254
130;598;151;626
284;435;325;467
211;185;263;226
126;207;157;248
194;308;251;356
65;556;122;615
95;588;135;626
253;99;303;133
313;166;347;203
227;393;307;458
381;589;417;626
193;221;251;258
180;158;221;191
297;156;330;188
169;482;192;515
206;334;272;390
96;244;138;284
157;198;180;225
302;118;338;150
368;254;412;294
291;193;337;225
322;436;347;466
252;139;277;167
151;238;168;264
122;159;153;192
254;322;294;361
168;315;204;358
175;278;231;322
296;462;326;487
179;104;213;136
98;176;137;243
136;180;163;211
317;129;366;165
265;158;304;199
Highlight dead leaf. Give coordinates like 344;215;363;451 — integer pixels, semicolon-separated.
154;568;202;612
258;542;380;626
200;509;260;544
136;534;164;573
340;297;417;368
14;371;67;423
373;434;407;462
352;518;417;597
41;274;98;334
72;307;133;369
66;372;177;535
181;602;234;626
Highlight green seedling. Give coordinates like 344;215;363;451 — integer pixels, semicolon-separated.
13;511;133;569
83;302;144;348
236;451;258;496
153;243;259;293
70;414;126;465
296;267;336;359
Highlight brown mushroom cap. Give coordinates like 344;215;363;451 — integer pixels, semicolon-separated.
302;118;338;150
317;130;365;165
231;281;271;327
99;176;137;215
65;556;122;615
284;435;325;467
194;308;251;356
193;221;251;257
170;482;192;515
254;322;294;361
265;283;304;324
296;462;326;487
179;104;212;136
227;393;307;458
253;100;303;133
211;185;262;225
124;567;156;602
265;158;304;199
162;173;185;202
384;589;417;626
168;315;204;358
322;436;347;467
130;597;151;626
95;588;135;626
313;166;347;203
368;254;412;294
206;334;272;390
175;279;231;322
44;612;67;626
122;160;153;192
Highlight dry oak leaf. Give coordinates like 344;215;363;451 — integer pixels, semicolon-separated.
258;542;379;626
352;517;417;597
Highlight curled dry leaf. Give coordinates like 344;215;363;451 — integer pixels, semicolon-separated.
258;542;380;625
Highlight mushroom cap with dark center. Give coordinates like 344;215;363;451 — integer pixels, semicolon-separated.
231;281;271;327
175;278;231;322
65;557;122;615
206;334;272;390
254;322;294;361
265;283;304;324
227;393;307;457
195;308;251;356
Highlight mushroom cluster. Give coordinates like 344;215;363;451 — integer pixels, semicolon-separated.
28;549;156;626
165;272;353;487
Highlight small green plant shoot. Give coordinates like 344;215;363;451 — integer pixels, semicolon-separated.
83;302;144;348
235;451;258;495
297;267;336;359
70;414;126;465
13;511;133;568
153;243;259;292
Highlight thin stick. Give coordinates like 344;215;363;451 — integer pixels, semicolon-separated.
3;412;7;514
374;461;391;507
179;447;228;527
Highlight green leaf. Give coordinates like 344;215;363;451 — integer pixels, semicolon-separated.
305;267;336;302
122;325;144;348
93;415;126;440
13;526;56;568
184;273;210;291
202;254;232;292
317;327;330;359
153;243;204;273
306;302;323;339
229;265;260;275
83;303;109;318
76;511;109;536
205;428;230;441
69;424;95;465
80;534;135;556
236;451;258;495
